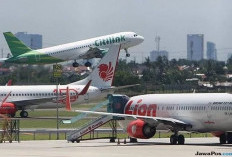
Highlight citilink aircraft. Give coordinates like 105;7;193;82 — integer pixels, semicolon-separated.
1;32;144;67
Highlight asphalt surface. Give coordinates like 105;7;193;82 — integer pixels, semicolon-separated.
1;138;232;157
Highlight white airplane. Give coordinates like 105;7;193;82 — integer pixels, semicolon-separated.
0;44;130;118
1;32;144;67
76;93;232;145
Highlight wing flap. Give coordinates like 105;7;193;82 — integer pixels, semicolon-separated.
75;110;192;130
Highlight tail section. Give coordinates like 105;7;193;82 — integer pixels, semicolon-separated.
3;32;32;57
69;44;121;89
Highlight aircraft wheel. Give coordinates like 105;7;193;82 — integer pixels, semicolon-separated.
85;62;92;67
20;110;28;118
129;137;138;143
110;137;115;143
10;113;16;117
178;134;185;145
170;135;177;145
72;62;79;67
219;134;226;144
126;53;130;57
227;132;232;144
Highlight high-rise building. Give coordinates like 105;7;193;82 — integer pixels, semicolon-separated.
15;32;42;49
187;34;204;61
150;50;169;61
207;42;217;60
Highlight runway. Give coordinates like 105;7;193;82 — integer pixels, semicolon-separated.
0;138;232;157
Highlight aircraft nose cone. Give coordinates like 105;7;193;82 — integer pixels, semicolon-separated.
138;35;144;43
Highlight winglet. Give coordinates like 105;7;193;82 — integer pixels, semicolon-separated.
5;80;12;86
78;80;92;95
65;86;71;111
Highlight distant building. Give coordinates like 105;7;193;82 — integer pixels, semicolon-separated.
15;32;42;49
207;42;217;60
187;34;204;61
228;53;232;60
150;50;169;61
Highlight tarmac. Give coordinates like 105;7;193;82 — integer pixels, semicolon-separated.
0;138;232;157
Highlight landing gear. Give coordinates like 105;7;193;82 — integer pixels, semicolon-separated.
227;132;232;144
129;137;138;143
84;61;92;67
109;137;116;143
170;135;177;145
72;61;79;67
219;134;226;144
178;134;185;145
170;133;185;145
20;110;28;118
124;49;130;57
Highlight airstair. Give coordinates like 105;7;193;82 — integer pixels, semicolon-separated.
67;115;113;142
65;94;129;143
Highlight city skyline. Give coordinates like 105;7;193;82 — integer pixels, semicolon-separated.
0;0;232;62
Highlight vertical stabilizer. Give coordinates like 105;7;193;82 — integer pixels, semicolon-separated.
69;44;121;89
3;32;32;57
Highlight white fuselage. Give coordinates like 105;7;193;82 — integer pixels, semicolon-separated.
0;85;111;109
121;93;232;132
38;32;144;61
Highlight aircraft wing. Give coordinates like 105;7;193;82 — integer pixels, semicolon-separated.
78;47;107;59
75;110;192;130
101;84;140;92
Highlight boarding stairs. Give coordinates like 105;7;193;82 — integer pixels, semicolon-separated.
67;115;114;142
65;94;129;143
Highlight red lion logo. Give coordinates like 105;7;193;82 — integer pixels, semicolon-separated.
98;62;114;82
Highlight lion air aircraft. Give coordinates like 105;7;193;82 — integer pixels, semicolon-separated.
76;93;232;145
1;32;144;67
0;44;126;118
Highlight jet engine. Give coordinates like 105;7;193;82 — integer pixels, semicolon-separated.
0;103;17;117
127;119;156;139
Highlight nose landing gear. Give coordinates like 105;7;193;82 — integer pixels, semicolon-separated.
124;49;130;57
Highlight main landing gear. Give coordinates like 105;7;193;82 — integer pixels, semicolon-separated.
72;61;79;67
170;131;185;145
20;110;28;118
72;60;91;67
84;61;92;67
219;132;232;144
124;48;130;57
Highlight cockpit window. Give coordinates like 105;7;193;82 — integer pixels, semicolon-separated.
133;34;138;37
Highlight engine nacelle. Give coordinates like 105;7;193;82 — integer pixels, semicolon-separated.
0;103;17;117
211;131;225;137
127;119;156;139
